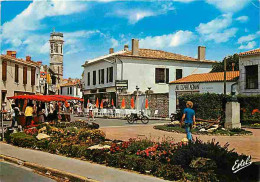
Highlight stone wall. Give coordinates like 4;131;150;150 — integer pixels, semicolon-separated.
118;93;169;118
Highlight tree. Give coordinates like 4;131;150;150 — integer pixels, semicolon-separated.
210;54;239;73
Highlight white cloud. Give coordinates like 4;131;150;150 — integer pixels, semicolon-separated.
236;16;249;23
196;14;237;43
139;30;194;49
204;28;238;43
110;38;119;48
237;31;260;49
111;3;175;24
206;0;251;12
239;41;256;49
196;14;232;34
2;0;87;55
238;34;256;44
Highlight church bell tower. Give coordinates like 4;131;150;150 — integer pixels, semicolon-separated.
49;30;64;83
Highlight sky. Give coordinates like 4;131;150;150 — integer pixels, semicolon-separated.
1;0;259;78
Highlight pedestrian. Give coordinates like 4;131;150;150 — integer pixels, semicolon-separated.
25;102;34;127
88;102;95;121
181;101;196;141
11;104;20;128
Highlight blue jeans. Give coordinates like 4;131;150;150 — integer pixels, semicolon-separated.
185;123;192;141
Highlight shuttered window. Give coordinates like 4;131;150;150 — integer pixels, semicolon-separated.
109;67;113;82
23;66;27;84
2;60;7;81
31;67;36;85
15;64;19;83
93;71;96;85
87;72;90;86
155;68;169;83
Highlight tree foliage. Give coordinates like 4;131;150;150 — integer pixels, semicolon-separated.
211;54;239;73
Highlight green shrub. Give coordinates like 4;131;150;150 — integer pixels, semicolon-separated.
125;139;154;155
153;164;184;181
36;139;49;150
10;132;37;148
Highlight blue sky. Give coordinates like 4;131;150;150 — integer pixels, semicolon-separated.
1;0;259;78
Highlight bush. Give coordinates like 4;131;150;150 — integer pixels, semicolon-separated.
10;132;37;148
153;164;184;181
36;139;49;150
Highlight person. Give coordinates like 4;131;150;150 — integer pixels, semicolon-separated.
25;102;34;127
88;102;95;121
11;104;20;128
181;101;196;141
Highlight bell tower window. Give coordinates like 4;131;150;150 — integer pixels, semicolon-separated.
51;44;54;53
61;45;63;54
54;44;58;53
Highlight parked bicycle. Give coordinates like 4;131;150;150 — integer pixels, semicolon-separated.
127;111;149;124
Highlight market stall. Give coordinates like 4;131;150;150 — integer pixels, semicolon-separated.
7;95;83;126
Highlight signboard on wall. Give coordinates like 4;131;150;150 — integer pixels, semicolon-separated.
175;83;199;91
115;80;128;90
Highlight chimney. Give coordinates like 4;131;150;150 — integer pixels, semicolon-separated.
124;44;129;51
109;48;114;54
198;46;206;61
7;51;17;58
26;56;31;61
132;39;139;56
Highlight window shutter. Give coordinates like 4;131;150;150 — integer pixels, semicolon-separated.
109;67;113;82
2;60;7;81
15;65;19;83
107;68;109;83
31;67;36;85
99;70;101;84
87;72;90;86
166;68;169;83
23;66;27;84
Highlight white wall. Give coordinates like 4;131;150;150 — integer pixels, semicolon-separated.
121;58;213;93
82;57;213;94
61;86;82;98
169;82;237;115
239;55;260;95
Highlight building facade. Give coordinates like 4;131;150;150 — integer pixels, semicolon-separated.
238;48;260;95
60;79;82;98
169;71;239;114
0;51;41;110
82;39;215;115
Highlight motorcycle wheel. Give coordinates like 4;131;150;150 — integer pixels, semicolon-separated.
170;115;175;122
141;116;149;124
127;115;135;124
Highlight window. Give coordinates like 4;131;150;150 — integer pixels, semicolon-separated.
109;67;113;82
98;70;101;84
54;44;58;53
67;87;69;94
51;44;54;53
246;65;258;89
2;60;7;81
93;71;96;85
101;69;104;84
61;45;63;54
70;87;73;95
106;68;109;83
87;72;90;86
15;65;19;83
31;67;36;85
155;68;169;83
76;86;78;96
23;66;27;84
61;88;63;95
176;69;183;80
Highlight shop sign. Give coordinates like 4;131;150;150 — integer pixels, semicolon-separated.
115;80;128;90
175;83;199;91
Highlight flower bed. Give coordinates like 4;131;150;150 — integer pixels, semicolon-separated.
6;123;251;181
154;124;253;136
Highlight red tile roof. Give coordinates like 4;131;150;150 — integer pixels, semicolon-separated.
239;48;260;56
170;71;239;84
119;49;215;63
0;54;40;67
60;79;81;87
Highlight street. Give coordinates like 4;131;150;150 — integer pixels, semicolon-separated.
0;161;55;182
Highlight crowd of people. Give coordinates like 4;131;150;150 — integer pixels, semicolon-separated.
10;100;84;129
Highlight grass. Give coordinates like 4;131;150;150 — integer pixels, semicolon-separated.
154;124;253;136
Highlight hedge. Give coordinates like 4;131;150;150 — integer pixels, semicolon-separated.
178;93;260;122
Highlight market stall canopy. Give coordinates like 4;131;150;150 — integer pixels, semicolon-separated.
7;95;83;102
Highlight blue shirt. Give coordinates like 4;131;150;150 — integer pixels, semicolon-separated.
184;108;195;124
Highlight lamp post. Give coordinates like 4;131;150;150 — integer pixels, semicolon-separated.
136;86;139;112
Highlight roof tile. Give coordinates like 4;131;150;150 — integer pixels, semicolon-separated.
239;48;260;56
170;71;239;84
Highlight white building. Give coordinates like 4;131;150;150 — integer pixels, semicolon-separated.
60;79;82;98
169;71;240;114
82;39;215;109
0;51;41;110
238;48;260;95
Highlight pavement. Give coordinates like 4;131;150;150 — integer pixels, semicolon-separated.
101;125;260;162
0;161;55;182
0;143;169;182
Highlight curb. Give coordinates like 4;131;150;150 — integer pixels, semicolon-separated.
0;154;98;182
